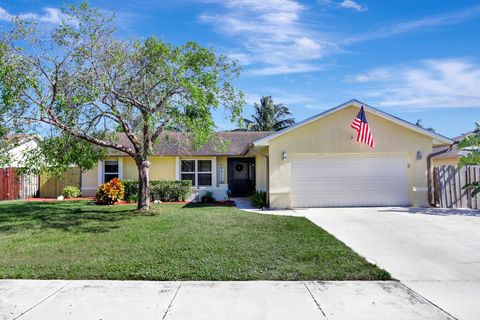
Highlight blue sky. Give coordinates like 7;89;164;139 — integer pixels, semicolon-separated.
1;0;479;138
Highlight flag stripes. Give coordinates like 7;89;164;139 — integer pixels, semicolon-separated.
350;106;375;148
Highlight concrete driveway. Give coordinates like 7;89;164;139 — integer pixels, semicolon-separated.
293;207;480;320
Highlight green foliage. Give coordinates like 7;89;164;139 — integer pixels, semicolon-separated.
18;133;106;176
122;179;192;202
62;186;81;198
96;178;125;205
250;190;267;208
244;96;295;131
458;125;480;197
201;191;215;203
122;180;139;203
457;133;480;167
462;182;480;197
0;2;243;210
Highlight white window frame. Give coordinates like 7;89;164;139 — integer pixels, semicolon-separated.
180;159;213;187
102;158;123;183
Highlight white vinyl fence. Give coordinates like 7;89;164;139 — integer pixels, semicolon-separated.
19;173;39;199
434;165;480;209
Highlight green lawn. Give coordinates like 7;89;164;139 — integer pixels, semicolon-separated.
0;201;390;281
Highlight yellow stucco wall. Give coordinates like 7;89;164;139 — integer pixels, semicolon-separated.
81;156;177;196
432;157;458;167
268;105;434;208
255;154;268;192
81;168;98;188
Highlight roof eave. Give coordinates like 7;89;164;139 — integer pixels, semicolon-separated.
253;99;454;146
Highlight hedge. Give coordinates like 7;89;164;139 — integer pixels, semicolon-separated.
121;179;192;202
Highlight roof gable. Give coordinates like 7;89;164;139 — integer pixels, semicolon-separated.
254;99;453;147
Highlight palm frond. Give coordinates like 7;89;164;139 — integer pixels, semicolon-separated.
243;96;295;131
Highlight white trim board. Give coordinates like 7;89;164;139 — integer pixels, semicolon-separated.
253;99;453;147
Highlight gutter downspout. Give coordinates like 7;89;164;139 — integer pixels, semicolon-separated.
427;141;459;207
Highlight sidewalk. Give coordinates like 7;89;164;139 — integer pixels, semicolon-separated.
1;280;454;320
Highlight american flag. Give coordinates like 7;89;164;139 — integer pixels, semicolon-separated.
351;106;375;148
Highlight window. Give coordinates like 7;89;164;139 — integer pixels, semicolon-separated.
104;160;119;183
180;159;212;187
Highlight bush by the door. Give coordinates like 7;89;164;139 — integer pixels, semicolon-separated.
250;190;267;208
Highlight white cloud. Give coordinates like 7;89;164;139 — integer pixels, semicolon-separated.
201;1;480;76
345;5;480;44
0;6;68;24
199;0;337;75
248;64;324;76
346;59;480;108
340;0;367;12
0;7;13;20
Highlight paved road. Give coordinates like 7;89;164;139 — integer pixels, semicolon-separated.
0;280;453;320
292;207;480;320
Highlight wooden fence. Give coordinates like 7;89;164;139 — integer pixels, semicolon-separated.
39;167;81;198
434;165;480;209
19;174;39;199
0;168;39;201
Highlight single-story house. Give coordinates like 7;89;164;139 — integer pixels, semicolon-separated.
81;99;453;208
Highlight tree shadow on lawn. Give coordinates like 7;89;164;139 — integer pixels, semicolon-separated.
378;207;480;217
181;202;235;209
0;201;133;234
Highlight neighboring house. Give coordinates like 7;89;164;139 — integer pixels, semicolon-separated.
81;99;453;208
1;135;40;168
0;135;40;200
431;132;473;167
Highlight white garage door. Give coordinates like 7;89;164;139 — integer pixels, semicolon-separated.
291;156;409;207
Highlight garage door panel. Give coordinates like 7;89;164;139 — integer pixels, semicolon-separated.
292;156;409;207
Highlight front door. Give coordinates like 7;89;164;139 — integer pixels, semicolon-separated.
228;158;255;197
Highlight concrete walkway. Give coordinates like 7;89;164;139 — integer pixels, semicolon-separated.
254;207;480;320
0;280;454;320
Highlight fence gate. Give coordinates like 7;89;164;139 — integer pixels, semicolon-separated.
0;168;20;201
434;165;480;209
0;168;39;201
19;174;39;199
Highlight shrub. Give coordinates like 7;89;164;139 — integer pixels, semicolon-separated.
122;179;139;203
201;191;215;203
96;178;125;205
250;190;267;208
62;186;81;198
121;179;192;202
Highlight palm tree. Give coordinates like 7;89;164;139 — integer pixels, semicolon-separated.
244;96;295;131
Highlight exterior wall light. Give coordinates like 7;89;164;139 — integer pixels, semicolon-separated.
282;151;287;161
416;150;422;160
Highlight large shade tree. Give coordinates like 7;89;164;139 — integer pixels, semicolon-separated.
244;96;295;131
0;3;243;210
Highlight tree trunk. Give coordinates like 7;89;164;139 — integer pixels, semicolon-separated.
137;159;151;211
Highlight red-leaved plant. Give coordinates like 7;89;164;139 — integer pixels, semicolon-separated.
96;178;125;205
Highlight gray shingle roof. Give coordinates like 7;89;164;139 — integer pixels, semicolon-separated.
109;131;272;156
